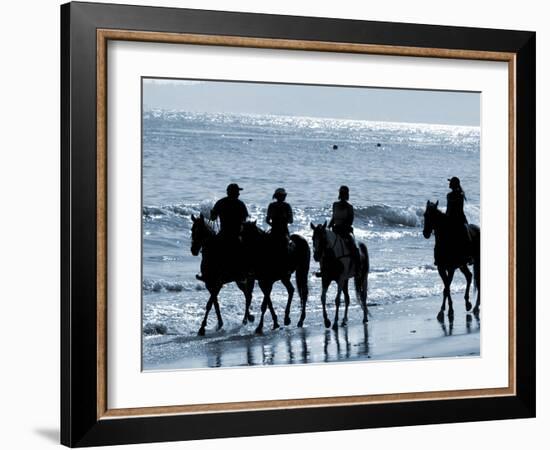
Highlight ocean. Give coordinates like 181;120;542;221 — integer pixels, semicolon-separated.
142;109;480;369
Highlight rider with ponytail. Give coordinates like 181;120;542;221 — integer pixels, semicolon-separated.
446;176;467;224
446;176;472;263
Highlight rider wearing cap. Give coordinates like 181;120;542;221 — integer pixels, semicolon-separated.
210;183;249;239
328;185;360;271
203;183;249;281
266;187;294;238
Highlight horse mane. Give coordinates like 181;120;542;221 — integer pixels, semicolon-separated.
197;216;217;236
427;202;446;220
433;205;446;218
243;221;267;235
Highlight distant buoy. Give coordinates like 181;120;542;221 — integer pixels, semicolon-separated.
376;143;381;147
332;144;338;150
248;138;253;142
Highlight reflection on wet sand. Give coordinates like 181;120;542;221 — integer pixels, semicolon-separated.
194;324;373;368
144;302;480;370
438;312;481;337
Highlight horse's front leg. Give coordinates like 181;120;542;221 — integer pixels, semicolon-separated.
437;267;449;322
332;279;344;331
341;279;350;327
459;265;473;312
281;276;295;326
321;277;331;328
255;281;279;334
198;284;220;336
267;289;280;331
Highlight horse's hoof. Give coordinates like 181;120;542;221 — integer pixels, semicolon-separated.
255;326;263;335
242;318;248;326
198;328;206;336
448;310;454;319
465;301;472;312
248;314;255;323
297;320;304;328
341;320;348;327
473;306;480;315
332;323;339;331
324;319;331;328
284;317;291;326
273;322;280;331
436;311;444;322
216;322;224;331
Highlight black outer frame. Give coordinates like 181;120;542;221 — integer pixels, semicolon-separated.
61;1;536;447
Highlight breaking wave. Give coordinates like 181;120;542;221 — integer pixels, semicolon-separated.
142;278;205;293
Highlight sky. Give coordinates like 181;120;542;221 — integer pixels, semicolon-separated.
143;78;480;126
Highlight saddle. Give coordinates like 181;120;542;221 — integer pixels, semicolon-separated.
333;233;358;259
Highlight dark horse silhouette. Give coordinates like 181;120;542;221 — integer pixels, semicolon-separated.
191;214;255;336
240;221;310;335
310;222;369;330
422;201;480;320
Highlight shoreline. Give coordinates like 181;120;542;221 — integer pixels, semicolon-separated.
143;294;480;371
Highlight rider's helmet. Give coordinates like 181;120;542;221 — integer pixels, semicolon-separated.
338;185;350;201
273;187;287;200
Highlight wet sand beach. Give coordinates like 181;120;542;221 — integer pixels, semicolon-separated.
143;294;480;371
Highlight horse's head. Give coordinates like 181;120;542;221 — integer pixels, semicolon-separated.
422;200;439;239
190;213;213;256
310;221;327;262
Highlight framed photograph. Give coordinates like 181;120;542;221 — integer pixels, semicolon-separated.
61;1;536;447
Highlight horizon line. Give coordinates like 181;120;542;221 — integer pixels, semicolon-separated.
143;107;481;129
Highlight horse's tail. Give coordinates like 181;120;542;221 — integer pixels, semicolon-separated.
474;254;480;293
290;234;310;302
355;243;369;308
470;225;481;294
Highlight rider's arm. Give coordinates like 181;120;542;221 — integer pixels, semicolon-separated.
328;202;335;229
266;203;272;225
446;192;458;215
348;204;354;226
242;202;249;222
210;202;219;221
287;204;293;224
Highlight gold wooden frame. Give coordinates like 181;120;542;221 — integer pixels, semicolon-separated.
96;29;516;420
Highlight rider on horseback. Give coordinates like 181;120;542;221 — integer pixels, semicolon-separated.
446;176;472;264
266;187;294;268
266;187;293;237
196;183;248;281
211;183;249;237
327;186;360;272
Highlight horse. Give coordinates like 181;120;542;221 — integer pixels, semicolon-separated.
422;200;480;320
240;221;310;335
310;222;369;330
190;214;255;336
